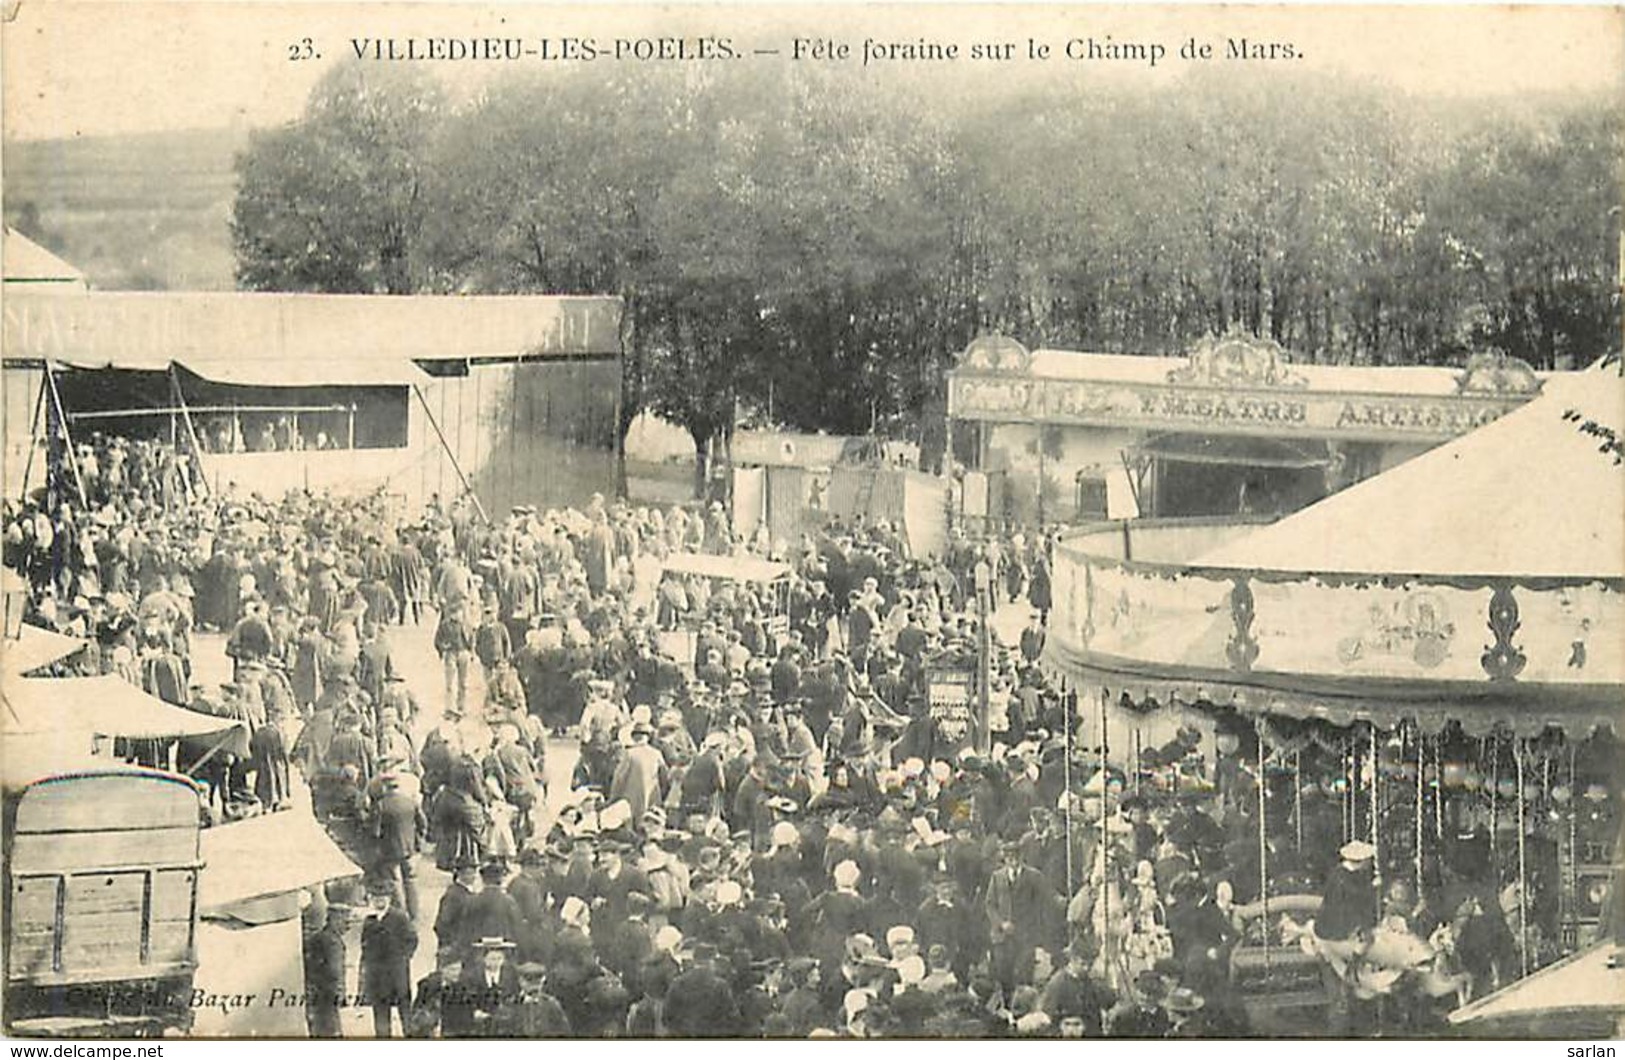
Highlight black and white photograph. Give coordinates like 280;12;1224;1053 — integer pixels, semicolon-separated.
1;0;1622;1044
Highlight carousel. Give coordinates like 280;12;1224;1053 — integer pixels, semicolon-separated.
1039;361;1624;1034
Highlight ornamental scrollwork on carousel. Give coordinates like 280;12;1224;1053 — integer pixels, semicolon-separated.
1481;581;1529;681
957;333;1032;374
1454;351;1543;396
1225;575;1261;673
1167;327;1310;389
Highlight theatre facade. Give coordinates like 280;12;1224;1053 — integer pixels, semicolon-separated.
2;251;623;518
946;331;1556;526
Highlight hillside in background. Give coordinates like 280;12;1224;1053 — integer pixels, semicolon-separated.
3;127;246;290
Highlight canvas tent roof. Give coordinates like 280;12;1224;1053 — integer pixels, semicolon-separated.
199;809;362;911
3;227;86;287
2;624;89;677
1;674;244;741
174;356;426;388
1195;368;1625;579
662;552;792;583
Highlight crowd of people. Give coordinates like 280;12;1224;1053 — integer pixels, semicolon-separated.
4;432;1528;1039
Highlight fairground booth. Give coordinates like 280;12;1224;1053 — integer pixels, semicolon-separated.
1039;360;1624;1031
947;330;1557;526
3;232;623;519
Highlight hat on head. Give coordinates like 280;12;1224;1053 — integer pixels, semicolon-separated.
1340;840;1377;863
473;936;517;950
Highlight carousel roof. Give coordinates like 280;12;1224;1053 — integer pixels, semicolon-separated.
1196;367;1625;580
1449;941;1625;1032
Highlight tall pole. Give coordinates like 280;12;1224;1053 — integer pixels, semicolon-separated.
18;375;46;500
1099;686;1111;986
1063;686;1075;897
1294;749;1304;853
1516;736;1529;977
974;560;991;754
42;361;87;507
414;385;488;524
1414;723;1425;904
1258;717;1270;971
1371;723;1382;916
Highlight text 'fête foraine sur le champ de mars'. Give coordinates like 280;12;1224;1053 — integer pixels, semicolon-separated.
312;33;1300;68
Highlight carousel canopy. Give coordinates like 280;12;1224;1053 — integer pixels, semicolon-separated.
1448;941;1625;1033
1196;368;1625;580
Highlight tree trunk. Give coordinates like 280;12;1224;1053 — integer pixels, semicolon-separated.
691;431;712;500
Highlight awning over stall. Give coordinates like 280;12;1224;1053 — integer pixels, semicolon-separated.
174;357;425;388
2;623;88;677
662;552;792;584
1;675;245;741
199;809;362;912
1132;432;1332;469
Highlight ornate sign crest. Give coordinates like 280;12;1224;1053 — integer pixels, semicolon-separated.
1167;327;1309;389
1454;352;1543;396
958;333;1032;373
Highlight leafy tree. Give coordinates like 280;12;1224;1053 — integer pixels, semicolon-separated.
232;65;445;294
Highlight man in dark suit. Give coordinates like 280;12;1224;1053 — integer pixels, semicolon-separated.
302;900;348;1039
359;882;418;1038
984;840;1062;994
494;962;572;1037
408;947;463;1039
371;772;426;920
662;942;741;1037
434;864;480;962
459;937;521;1036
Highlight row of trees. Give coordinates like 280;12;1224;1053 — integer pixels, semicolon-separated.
232;63;1622;481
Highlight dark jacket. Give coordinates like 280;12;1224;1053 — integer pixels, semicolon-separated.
372;789;425;863
359;906;418;1003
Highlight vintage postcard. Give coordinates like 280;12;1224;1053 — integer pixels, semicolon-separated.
2;0;1622;1046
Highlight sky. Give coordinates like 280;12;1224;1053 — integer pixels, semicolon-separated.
4;2;1622;143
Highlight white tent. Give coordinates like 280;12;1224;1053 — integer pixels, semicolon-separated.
1;624;88;677
199;808;362;912
1;674;244;741
1196;368;1625;579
